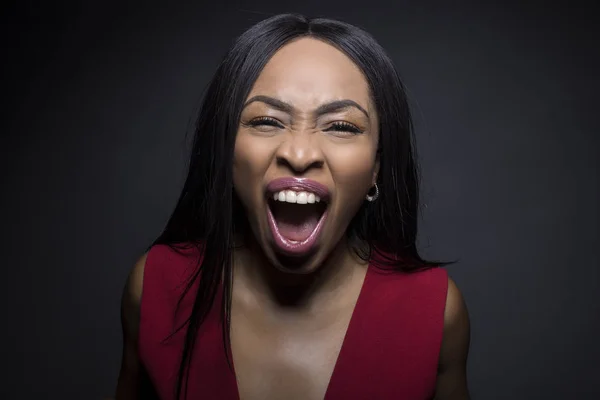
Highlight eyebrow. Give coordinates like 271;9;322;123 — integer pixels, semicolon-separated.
243;95;370;119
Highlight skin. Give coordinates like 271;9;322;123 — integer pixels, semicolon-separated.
231;37;378;399
233;38;380;278
114;38;470;400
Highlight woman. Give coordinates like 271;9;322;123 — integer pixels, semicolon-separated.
115;13;470;400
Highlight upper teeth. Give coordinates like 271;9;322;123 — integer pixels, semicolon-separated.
272;190;321;204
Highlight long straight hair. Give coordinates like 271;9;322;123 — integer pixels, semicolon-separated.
152;13;447;399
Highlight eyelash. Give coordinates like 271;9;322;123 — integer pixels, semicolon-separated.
247;117;282;127
326;122;363;134
247;117;364;135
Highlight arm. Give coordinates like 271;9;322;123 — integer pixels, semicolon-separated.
115;254;150;400
434;277;471;400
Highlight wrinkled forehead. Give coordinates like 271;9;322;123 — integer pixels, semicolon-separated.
248;37;376;117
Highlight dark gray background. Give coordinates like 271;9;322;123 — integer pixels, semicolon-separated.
2;1;598;399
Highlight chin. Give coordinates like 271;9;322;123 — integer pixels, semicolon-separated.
269;246;328;274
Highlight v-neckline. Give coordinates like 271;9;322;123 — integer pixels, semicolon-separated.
226;261;374;400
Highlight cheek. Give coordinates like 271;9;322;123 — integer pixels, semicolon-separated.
328;145;377;202
233;134;271;206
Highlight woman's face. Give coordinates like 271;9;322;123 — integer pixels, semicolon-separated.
233;37;379;273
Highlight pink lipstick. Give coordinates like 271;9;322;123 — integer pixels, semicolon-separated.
266;177;330;202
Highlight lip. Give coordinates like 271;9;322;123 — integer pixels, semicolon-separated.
266;177;331;202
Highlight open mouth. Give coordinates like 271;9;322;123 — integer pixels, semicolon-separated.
266;189;329;257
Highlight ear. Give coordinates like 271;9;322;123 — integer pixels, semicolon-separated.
372;158;380;186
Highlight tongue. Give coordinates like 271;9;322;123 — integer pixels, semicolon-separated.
271;202;322;242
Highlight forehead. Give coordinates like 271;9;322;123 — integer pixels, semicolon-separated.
248;38;372;111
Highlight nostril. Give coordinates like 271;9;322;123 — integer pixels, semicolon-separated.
276;156;324;173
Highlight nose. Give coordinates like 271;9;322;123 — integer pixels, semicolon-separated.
275;132;324;174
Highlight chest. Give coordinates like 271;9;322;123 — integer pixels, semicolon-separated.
229;294;359;400
139;249;448;400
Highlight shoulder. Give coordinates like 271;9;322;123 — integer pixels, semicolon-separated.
128;253;148;299
121;253;149;335
143;242;205;282
369;264;448;303
116;253;156;399
434;276;471;398
121;244;181;305
131;243;206;315
119;244;195;344
443;277;470;337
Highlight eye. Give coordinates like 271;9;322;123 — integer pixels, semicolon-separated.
246;116;284;129
324;121;364;135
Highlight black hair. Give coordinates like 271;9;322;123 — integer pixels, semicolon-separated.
151;13;447;399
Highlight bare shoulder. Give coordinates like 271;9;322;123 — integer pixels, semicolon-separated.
441;277;470;365
434;276;471;399
121;253;148;331
115;253;149;399
124;254;147;306
444;277;470;331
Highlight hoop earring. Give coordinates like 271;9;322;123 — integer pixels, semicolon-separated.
366;183;379;202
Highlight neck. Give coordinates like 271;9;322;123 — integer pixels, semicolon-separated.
233;235;366;310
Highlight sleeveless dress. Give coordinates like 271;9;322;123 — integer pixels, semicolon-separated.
139;244;448;399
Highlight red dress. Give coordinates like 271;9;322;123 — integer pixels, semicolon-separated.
139;244;448;399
